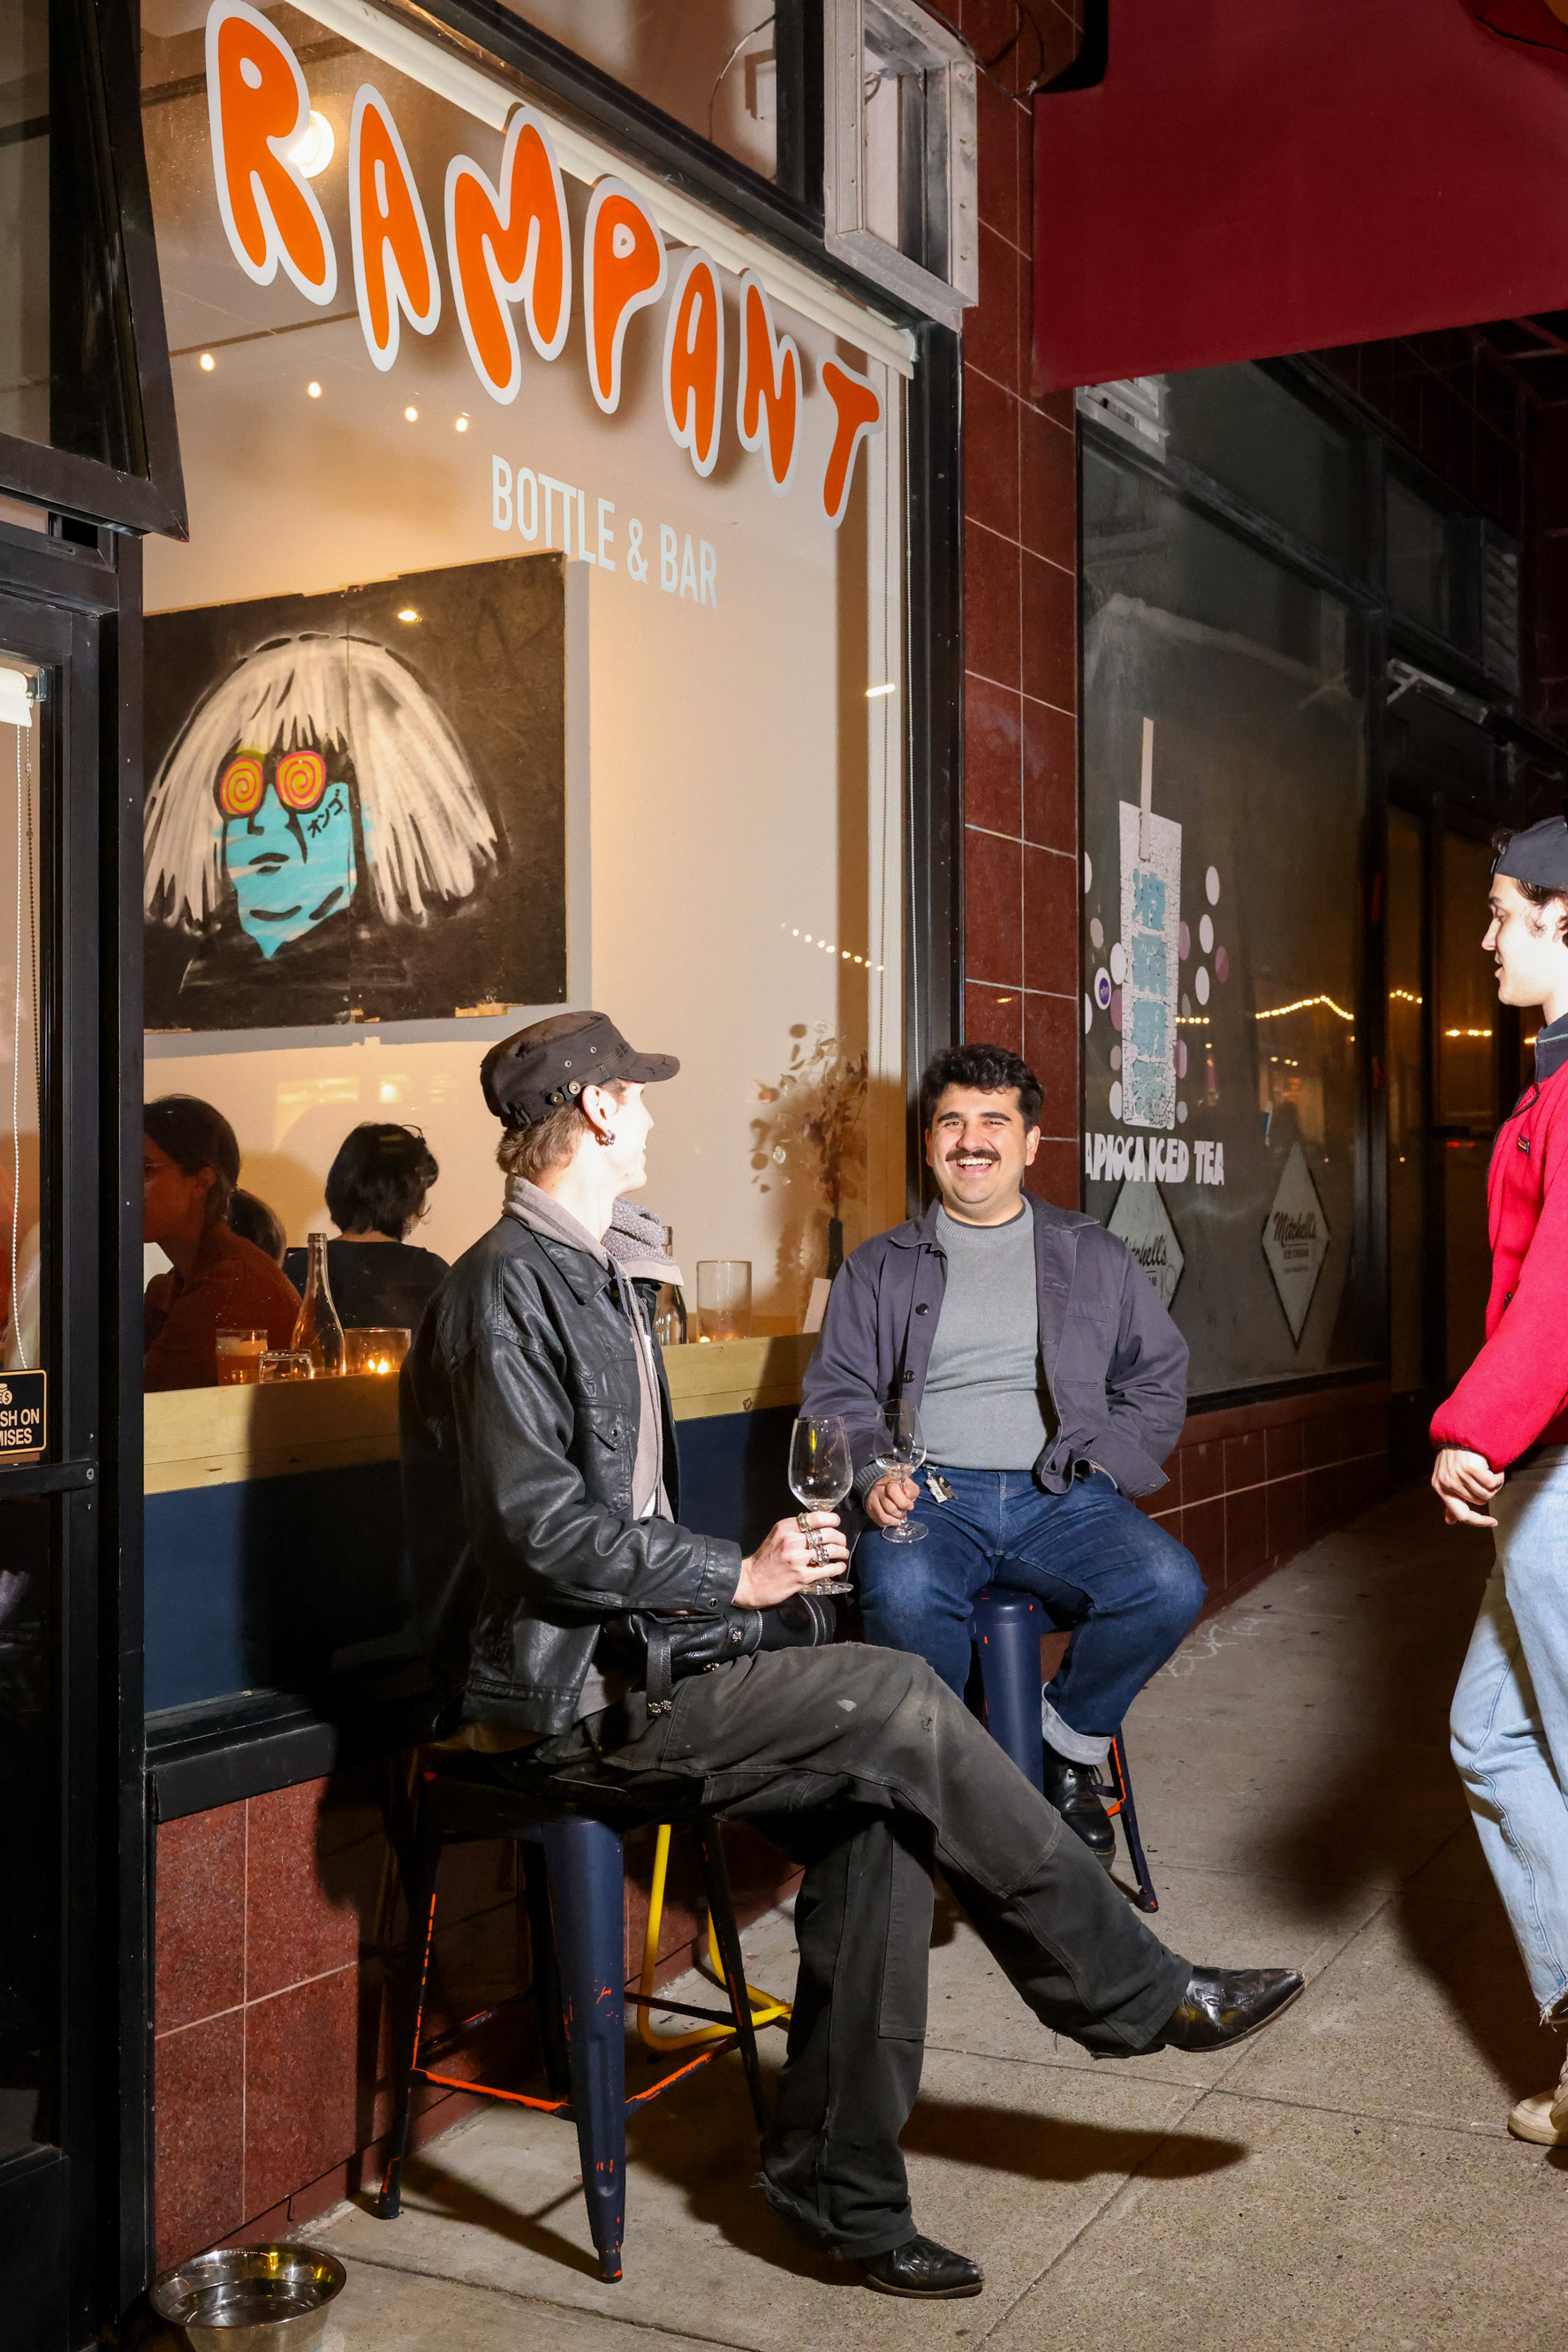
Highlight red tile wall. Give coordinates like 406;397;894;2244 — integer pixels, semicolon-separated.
1136;1384;1392;1605
960;2;1084;1216
151;1769;793;2276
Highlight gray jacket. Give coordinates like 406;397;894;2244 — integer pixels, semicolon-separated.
401;1214;741;1735
800;1194;1188;1498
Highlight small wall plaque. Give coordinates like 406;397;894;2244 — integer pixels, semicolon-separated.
0;1369;46;1462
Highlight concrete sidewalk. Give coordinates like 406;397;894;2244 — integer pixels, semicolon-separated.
307;1491;1568;2350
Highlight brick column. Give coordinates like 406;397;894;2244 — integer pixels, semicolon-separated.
958;4;1083;1209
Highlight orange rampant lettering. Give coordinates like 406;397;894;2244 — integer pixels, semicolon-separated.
662;250;724;476
735;272;800;495
585;180;667;415
819;355;882;527
446;106;570;405
206;0;335;304
350;87;440;370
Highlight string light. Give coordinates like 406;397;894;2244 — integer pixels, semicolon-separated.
1443;1027;1491;1039
199;353;215;372
1389;988;1423;1004
1254;994;1353;1022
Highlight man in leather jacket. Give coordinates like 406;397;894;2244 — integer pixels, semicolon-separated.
401;1010;1303;2300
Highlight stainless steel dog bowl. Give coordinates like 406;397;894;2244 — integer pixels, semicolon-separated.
148;2243;347;2351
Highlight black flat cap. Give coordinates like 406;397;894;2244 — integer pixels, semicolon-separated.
481;1011;679;1128
1495;815;1568;893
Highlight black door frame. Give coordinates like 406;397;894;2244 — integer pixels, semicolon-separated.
0;517;146;2348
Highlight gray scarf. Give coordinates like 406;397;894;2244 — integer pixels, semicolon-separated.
602;1197;683;1288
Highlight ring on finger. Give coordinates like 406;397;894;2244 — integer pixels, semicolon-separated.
797;1511;812;1534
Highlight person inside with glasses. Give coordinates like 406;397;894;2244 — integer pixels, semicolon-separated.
800;1043;1201;1868
143;1094;301;1390
283;1122;449;1332
401;1010;1300;2302
142;631;497;1020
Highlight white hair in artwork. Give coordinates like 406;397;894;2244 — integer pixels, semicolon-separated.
144;633;498;929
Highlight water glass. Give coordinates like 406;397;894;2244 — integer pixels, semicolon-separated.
259;1350;314;1383
216;1327;267;1385
696;1259;751;1342
788;1413;852;1596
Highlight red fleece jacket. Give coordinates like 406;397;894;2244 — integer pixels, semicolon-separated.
1431;1057;1568;1468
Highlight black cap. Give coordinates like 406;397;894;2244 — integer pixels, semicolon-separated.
481;1011;679;1128
1495;810;1568;893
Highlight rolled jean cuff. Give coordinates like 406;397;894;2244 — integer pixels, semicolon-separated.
1042;1697;1111;1766
757;2171;914;2262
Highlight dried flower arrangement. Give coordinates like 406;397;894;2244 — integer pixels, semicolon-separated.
752;1025;869;1278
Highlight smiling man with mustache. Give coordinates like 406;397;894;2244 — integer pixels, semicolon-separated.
803;1043;1201;1865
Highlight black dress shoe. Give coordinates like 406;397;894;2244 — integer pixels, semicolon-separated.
1041;1747;1117;1869
859;2234;983;2298
1152;1966;1305;2052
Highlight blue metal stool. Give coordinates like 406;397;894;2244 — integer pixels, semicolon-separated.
971;1586;1158;1913
375;1753;769;2282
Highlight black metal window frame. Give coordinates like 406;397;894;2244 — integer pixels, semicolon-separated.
0;0;186;540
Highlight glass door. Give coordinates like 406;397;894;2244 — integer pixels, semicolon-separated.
0;578;128;2351
1437;827;1502;1387
1386;806;1427;1397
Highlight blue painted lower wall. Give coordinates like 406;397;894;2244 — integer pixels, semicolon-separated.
145;1406;797;1715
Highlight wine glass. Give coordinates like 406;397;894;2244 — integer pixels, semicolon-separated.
788;1414;853;1594
872;1398;927;1544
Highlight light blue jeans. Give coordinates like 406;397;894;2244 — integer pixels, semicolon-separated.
1451;1445;1568;2019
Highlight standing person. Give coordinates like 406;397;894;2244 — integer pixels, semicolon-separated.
401;1011;1301;2297
1435;815;1568;2144
143;1096;302;1389
284;1122;448;1331
800;1043;1201;1866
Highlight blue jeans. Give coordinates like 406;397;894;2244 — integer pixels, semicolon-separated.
854;1465;1204;1764
1451;1445;1568;2020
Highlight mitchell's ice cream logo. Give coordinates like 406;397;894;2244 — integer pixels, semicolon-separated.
203;0;882;529
1262;1144;1329;1345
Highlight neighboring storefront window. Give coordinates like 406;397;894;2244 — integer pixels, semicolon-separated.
1080;443;1375;1397
137;3;906;1332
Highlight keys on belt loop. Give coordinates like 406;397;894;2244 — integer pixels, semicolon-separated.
925;1470;954;1505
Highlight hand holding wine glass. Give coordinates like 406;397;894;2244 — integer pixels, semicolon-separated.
871;1398;927;1544
788;1414;853;1595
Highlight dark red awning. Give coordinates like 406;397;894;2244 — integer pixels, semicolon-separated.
1032;0;1568;391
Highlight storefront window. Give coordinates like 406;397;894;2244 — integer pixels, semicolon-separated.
428;0;778;181
1;0;146;471
1080;444;1375;1397
137;3;905;1356
1163;363;1359;573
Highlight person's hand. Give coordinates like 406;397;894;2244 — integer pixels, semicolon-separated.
1432;1445;1504;1529
865;1472;920;1529
734;1511;849;1606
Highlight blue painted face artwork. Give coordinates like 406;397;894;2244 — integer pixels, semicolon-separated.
216;747;356;959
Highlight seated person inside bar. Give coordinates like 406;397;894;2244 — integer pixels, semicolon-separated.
226;1186;286;1264
802;1041;1201;1867
402;1009;1302;2300
284;1122;448;1332
143;1095;301;1390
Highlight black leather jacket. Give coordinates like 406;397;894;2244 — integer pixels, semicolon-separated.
400;1214;742;1735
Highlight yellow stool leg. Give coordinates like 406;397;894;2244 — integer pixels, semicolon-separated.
636;1824;793;2051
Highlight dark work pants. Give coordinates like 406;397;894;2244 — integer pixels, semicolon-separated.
496;1642;1191;2259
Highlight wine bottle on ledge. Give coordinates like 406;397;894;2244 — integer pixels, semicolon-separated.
291;1230;345;1375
